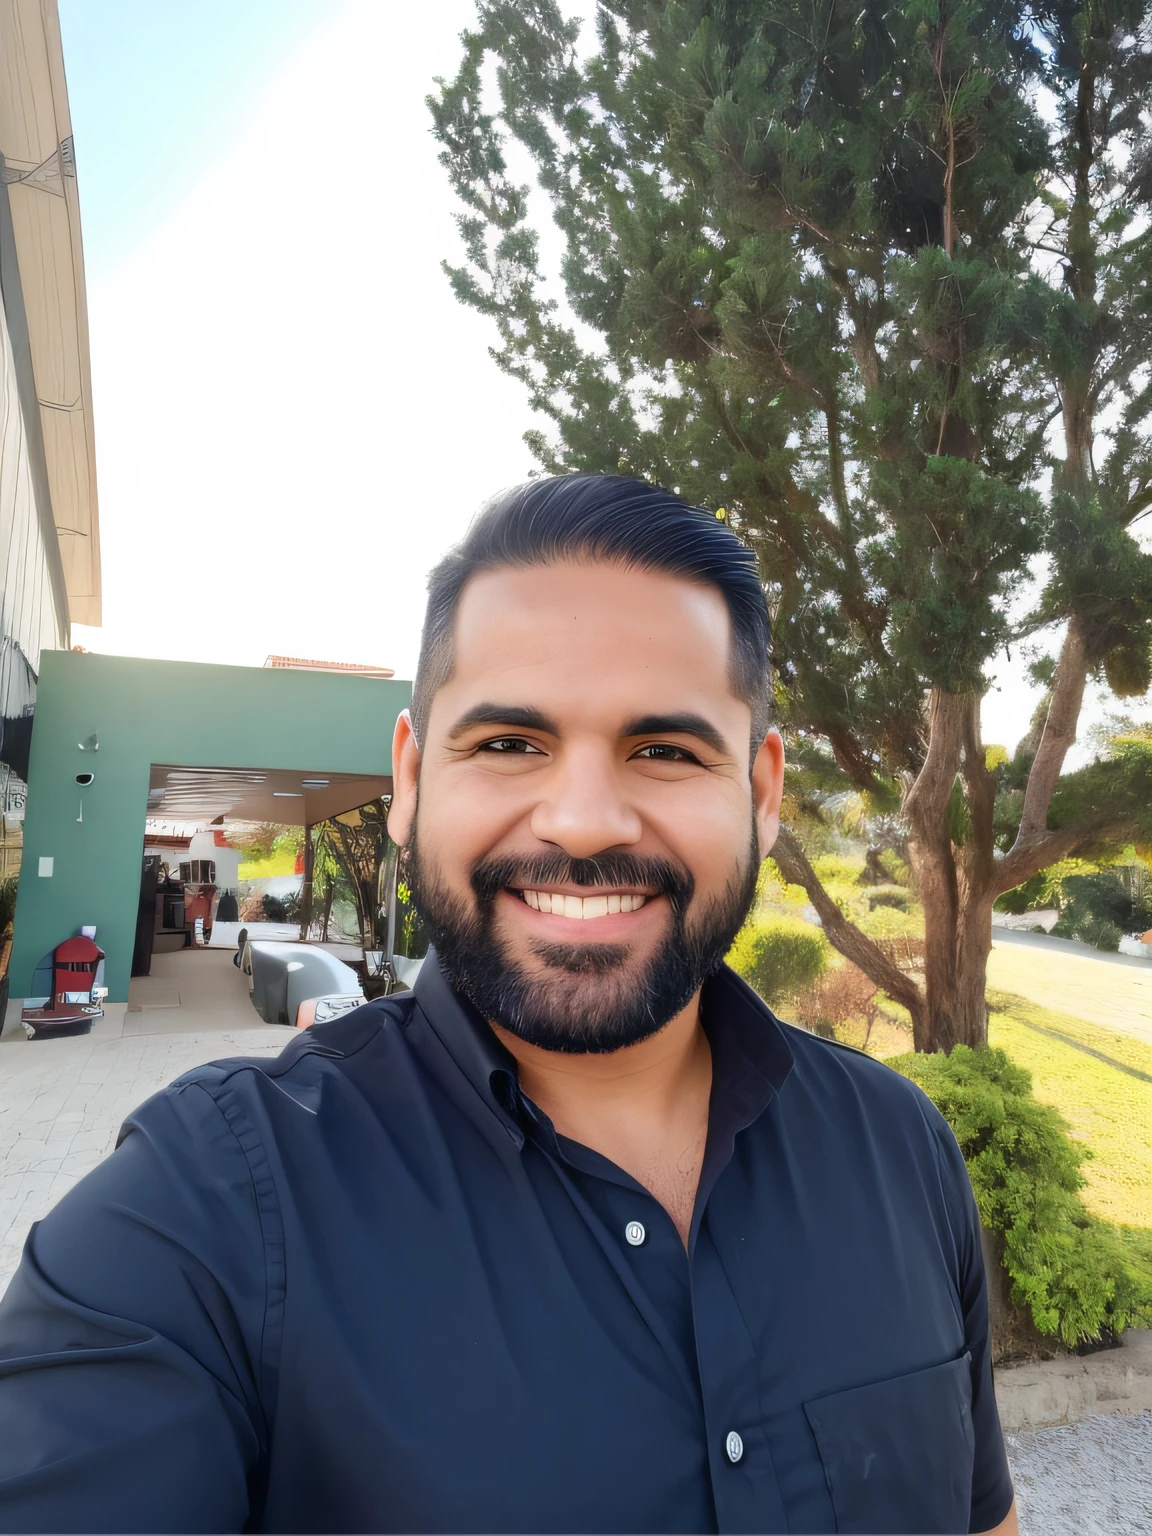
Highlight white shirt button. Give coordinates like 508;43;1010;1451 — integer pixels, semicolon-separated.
624;1221;646;1247
725;1430;744;1464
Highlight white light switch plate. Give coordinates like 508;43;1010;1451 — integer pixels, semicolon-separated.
38;856;53;877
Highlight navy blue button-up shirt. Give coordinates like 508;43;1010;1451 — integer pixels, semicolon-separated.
0;956;1012;1534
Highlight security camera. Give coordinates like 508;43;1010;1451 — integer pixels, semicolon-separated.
76;772;95;786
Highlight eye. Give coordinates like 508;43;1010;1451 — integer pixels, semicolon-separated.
477;736;544;755
632;743;700;764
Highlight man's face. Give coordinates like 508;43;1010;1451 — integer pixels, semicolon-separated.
388;561;784;1052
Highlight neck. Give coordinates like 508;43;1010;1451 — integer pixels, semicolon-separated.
490;992;708;1127
490;993;713;1246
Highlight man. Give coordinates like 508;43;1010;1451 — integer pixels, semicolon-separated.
0;476;1016;1534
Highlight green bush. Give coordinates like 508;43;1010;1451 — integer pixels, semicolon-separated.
999;865;1150;941
727;918;829;1006
1052;914;1122;951
0;875;17;937
889;1045;1152;1346
866;884;911;911
855;901;923;941
811;854;862;888
1051;871;1145;949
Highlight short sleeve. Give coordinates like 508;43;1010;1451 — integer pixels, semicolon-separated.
0;1076;273;1533
926;1109;1015;1533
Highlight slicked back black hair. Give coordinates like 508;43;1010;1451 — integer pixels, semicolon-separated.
411;474;772;753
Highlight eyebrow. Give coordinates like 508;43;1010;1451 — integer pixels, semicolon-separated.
446;703;732;757
622;713;730;755
446;703;562;739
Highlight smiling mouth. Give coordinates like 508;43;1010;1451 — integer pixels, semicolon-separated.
517;890;652;919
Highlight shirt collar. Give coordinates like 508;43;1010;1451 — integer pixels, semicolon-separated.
412;950;525;1143
700;963;795;1135
412;948;794;1148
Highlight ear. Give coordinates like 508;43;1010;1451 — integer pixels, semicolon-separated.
751;728;785;859
386;710;421;846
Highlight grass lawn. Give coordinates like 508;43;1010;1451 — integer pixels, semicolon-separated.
986;989;1152;1232
759;854;1152;1252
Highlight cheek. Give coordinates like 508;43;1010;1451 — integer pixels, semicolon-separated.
646;781;753;881
416;765;533;865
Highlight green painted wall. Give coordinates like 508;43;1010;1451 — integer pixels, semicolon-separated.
11;651;411;1002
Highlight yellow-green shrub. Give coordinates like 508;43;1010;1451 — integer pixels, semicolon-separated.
727;917;830;1006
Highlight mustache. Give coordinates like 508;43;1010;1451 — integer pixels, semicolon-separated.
469;850;695;912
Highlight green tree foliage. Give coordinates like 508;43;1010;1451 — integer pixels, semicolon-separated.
432;0;1152;1052
892;1045;1152;1345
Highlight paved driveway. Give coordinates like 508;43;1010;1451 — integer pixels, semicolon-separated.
989;931;1152;1046
0;1021;287;1293
1006;1413;1152;1535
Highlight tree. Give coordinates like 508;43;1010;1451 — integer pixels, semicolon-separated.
316;800;391;955
430;0;1152;1052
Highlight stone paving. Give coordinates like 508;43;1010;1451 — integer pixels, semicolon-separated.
0;1018;287;1292
1006;1413;1152;1535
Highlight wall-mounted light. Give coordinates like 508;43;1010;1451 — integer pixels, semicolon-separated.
78;733;98;752
75;771;94;822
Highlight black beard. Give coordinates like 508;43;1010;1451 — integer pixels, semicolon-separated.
403;825;759;1054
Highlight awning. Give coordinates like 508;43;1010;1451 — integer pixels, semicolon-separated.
0;0;100;624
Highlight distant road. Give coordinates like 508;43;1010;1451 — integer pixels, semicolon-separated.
992;926;1152;969
989;931;1152;1047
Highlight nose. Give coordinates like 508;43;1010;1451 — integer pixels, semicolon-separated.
529;742;643;858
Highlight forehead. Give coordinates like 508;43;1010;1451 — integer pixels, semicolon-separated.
439;560;739;719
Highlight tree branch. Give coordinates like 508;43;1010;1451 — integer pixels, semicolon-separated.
903;688;966;849
993;829;1079;898
770;825;925;1021
1010;616;1089;852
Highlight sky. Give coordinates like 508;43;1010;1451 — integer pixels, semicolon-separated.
63;0;540;682
58;0;1138;760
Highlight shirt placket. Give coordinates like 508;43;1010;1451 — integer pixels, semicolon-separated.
523;1091;790;1534
689;1206;788;1533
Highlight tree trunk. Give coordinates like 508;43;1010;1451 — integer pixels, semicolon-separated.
917;880;994;1053
299;824;315;941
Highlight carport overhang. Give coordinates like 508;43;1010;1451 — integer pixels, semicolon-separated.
147;766;393;827
10;651;411;1004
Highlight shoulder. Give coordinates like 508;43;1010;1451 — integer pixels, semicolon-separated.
123;993;419;1141
782;1017;932;1109
778;1018;960;1160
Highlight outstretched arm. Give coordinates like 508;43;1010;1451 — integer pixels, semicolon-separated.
0;1078;268;1532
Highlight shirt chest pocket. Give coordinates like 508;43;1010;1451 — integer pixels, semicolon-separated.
803;1353;976;1534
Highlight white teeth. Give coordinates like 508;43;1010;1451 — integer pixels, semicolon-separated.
520;890;648;919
